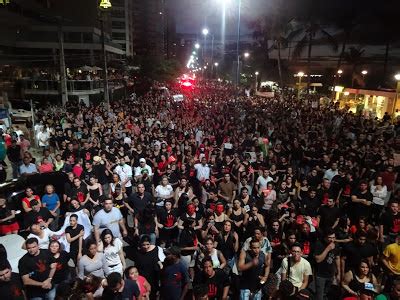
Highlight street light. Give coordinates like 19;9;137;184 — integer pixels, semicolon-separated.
255;71;259;91
202;28;209;36
361;70;368;75
297;72;305;100
244;52;250;58
99;0;112;110
195;43;200;49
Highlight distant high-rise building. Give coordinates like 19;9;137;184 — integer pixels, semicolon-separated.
131;0;165;57
110;0;133;57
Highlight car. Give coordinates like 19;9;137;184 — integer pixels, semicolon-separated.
0;234;27;273
0;172;69;230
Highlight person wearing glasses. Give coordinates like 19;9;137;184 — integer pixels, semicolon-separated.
281;242;313;291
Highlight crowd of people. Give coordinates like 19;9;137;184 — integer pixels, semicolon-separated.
0;79;399;300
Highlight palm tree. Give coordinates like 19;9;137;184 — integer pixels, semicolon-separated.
291;20;338;90
344;47;364;87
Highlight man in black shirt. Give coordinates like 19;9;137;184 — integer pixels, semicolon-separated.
351;181;373;223
193;258;230;300
18;238;56;299
81;161;94;184
25;200;54;229
93;155;110;195
0;260;25;300
379;200;400;244
126;183;153;216
301;188;321;218
70;177;89;206
102;272;140;300
317;198;341;232
65;214;84;263
314;229;340;300
341;231;377;273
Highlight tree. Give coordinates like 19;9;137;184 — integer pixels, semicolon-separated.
291;20;338;90
344;47;364;87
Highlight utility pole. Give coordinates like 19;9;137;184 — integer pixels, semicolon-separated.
58;21;68;107
100;12;110;111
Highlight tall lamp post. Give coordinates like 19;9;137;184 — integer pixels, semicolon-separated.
202;28;208;62
214;62;219;78
255;71;259;91
297;71;304;100
394;73;400;117
99;0;112;110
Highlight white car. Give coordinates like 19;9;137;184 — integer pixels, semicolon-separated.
0;234;26;273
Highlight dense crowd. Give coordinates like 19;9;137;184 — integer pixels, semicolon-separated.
0;80;399;300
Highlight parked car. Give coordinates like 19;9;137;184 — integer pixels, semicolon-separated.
0;172;69;230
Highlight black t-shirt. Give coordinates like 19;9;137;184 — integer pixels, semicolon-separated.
301;196;321;217
179;228;197;256
70;184;88;203
351;190;373;219
379;212;400;237
0;272;25;300
193;269;230;300
18;249;55;298
102;279;140;300
93;163;109;185
25;208;53;228
158;208;178;228
341;242;377;272
317;206;341;230
82;169;94;184
160;261;190;299
330;175;346;199
127;192;152;215
65;224;84;255
53;251;70;284
313;240;340;278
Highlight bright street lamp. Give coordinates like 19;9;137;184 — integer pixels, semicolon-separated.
195;43;200;49
202;28;209;36
244;52;250;58
297;72;305;100
361;70;368;75
395;74;400;81
214;62;219;66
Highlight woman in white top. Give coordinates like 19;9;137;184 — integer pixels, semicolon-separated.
24;224;55;249
98;229;125;276
154;176;174;208
370;176;388;224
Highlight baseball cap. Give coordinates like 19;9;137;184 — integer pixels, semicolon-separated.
139;158;146;163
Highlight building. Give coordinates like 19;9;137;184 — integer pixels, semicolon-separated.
132;0;165;57
111;0;133;57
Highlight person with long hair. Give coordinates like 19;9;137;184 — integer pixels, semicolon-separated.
130;235;165;299
0;197;19;235
215;220;239;270
342;259;379;297
99;229;125;276
125;266;151;299
78;239;106;279
21;187;41;213
157;199;179;247
134;206;158;245
49;240;70;289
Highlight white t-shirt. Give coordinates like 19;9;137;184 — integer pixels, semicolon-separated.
37;131;50;147
281;257;313;288
155;185;173;198
93;208;123;238
27;228;54;249
256;176;273;190
114;164;133;187
103;237;123;266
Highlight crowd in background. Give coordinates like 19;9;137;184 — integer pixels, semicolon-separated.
0;80;399;300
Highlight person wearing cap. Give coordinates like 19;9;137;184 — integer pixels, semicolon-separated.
134;158;153;181
160;246;190;300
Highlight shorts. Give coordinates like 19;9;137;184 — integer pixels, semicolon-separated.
0;222;19;234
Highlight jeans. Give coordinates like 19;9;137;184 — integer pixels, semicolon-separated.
240;289;262;300
11;161;20;179
30;286;56;300
315;276;333;300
